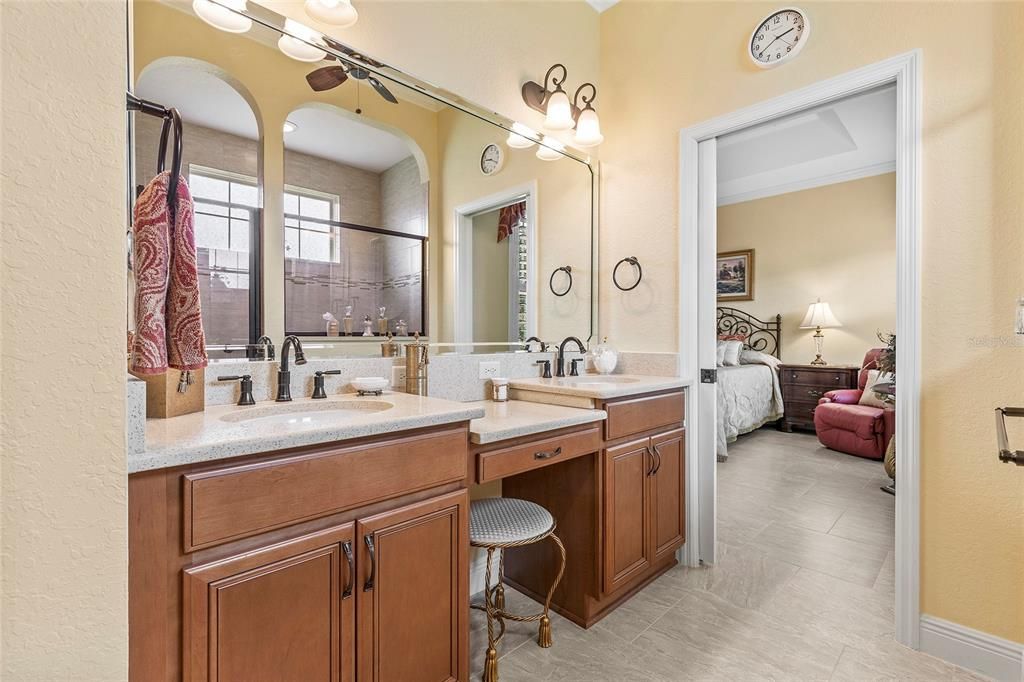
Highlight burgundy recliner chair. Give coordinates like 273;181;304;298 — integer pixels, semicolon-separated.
813;348;895;460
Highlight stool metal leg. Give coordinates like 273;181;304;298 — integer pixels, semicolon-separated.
538;532;566;648
495;548;506;612
482;546;499;682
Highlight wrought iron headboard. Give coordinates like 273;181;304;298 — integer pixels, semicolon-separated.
717;307;782;359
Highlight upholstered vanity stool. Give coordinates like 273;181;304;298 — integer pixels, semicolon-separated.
469;497;566;682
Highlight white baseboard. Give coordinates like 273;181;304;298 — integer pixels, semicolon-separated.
919;614;1023;682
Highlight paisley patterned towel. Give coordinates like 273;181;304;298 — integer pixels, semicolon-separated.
130;172;207;374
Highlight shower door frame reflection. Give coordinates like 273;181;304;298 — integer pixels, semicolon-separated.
283;214;428;338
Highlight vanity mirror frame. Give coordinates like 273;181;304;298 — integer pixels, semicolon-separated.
212;1;598;349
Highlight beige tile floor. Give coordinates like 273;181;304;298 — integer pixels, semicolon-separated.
470;427;988;681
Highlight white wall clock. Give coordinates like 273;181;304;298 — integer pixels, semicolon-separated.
480;143;505;176
749;7;810;68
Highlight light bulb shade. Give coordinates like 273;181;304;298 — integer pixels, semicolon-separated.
283;120;298;133
536;138;565;161
543;89;574;131
304;0;358;27
193;0;251;33
573;107;604;147
278;19;327;62
506;122;537;149
799;300;842;329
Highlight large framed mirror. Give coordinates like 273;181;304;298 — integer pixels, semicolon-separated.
129;0;596;359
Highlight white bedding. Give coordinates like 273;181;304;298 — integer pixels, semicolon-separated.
716;354;784;460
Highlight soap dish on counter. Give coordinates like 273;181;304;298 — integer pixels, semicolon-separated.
352;377;388;396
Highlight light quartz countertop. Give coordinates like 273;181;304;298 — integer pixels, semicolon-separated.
130;392;485;474
467;400;607;445
508;374;689;400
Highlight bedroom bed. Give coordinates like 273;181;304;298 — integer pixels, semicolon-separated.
716;307;785;461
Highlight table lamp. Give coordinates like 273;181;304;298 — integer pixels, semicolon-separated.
799;299;842;365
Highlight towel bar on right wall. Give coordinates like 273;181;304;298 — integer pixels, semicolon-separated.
995;407;1024;465
612;256;642;291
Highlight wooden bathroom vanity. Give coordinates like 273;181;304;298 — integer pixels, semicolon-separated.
128;384;686;682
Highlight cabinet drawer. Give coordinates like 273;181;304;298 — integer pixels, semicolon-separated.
605;392;684;442
783;385;832;402
783;368;853;388
183;426;468;551
784;400;819;425
477;427;601;484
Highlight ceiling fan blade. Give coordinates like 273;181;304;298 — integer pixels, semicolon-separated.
368;76;399;104
306;66;349;92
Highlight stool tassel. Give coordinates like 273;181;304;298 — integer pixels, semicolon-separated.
483;646;499;682
538;615;552;648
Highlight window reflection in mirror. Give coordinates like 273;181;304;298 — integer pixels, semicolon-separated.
281;106;427;338
132;61;260;360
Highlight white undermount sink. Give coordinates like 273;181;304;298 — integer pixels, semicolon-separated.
219;400;394;426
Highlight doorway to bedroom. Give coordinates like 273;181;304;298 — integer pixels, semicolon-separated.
679;54;921;648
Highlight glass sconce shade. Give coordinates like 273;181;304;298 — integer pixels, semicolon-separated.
543;88;574;131
573;107;604;147
279;19;328;62
536;137;564;161
304;0;358;27
506;122;537;149
193;0;252;33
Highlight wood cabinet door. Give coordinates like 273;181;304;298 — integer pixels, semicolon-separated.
651;429;686;561
602;438;652;594
183;523;356;682
356;490;468;682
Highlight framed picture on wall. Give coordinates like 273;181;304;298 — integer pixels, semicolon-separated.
717;249;754;301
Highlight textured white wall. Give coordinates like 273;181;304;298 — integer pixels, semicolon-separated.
1;0;128;678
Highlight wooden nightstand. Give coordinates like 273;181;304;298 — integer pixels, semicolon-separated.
778;364;860;433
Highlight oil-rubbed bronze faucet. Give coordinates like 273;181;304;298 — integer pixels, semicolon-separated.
255;335;275;361
555;336;586;377
524;336;548;352
275;335;307;402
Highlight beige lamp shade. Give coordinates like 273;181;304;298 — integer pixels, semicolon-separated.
799;299;842;329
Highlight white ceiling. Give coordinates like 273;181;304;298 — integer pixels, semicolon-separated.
136;63;413;173
136;64;258;139
716;85;896;206
285;107;413;172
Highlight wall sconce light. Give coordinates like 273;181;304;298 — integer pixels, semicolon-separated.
521;63;604;147
305;0;358;27
536;136;565;161
192;0;252;33
279;18;328;62
506;122;538;149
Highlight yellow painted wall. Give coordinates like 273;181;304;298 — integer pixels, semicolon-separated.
599;1;1024;642
471;209;512;342
1;0;129;677
717;174;897;366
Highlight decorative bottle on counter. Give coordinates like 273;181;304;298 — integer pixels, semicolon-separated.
323;312;340;337
343;305;353;336
395;319;408;337
592;337;619;375
362;315;374;337
378;306;388;335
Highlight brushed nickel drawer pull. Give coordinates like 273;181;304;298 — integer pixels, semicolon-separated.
651;445;663;475
534;446;562;460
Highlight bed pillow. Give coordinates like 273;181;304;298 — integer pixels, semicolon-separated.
740;349;781;370
858;370;894;407
716;341;728;366
722;340;744;367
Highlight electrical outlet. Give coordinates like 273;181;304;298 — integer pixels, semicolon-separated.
391;366;407;388
478;361;500;379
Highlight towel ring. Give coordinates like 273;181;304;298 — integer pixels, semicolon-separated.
613;257;643;291
549;266;573;297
